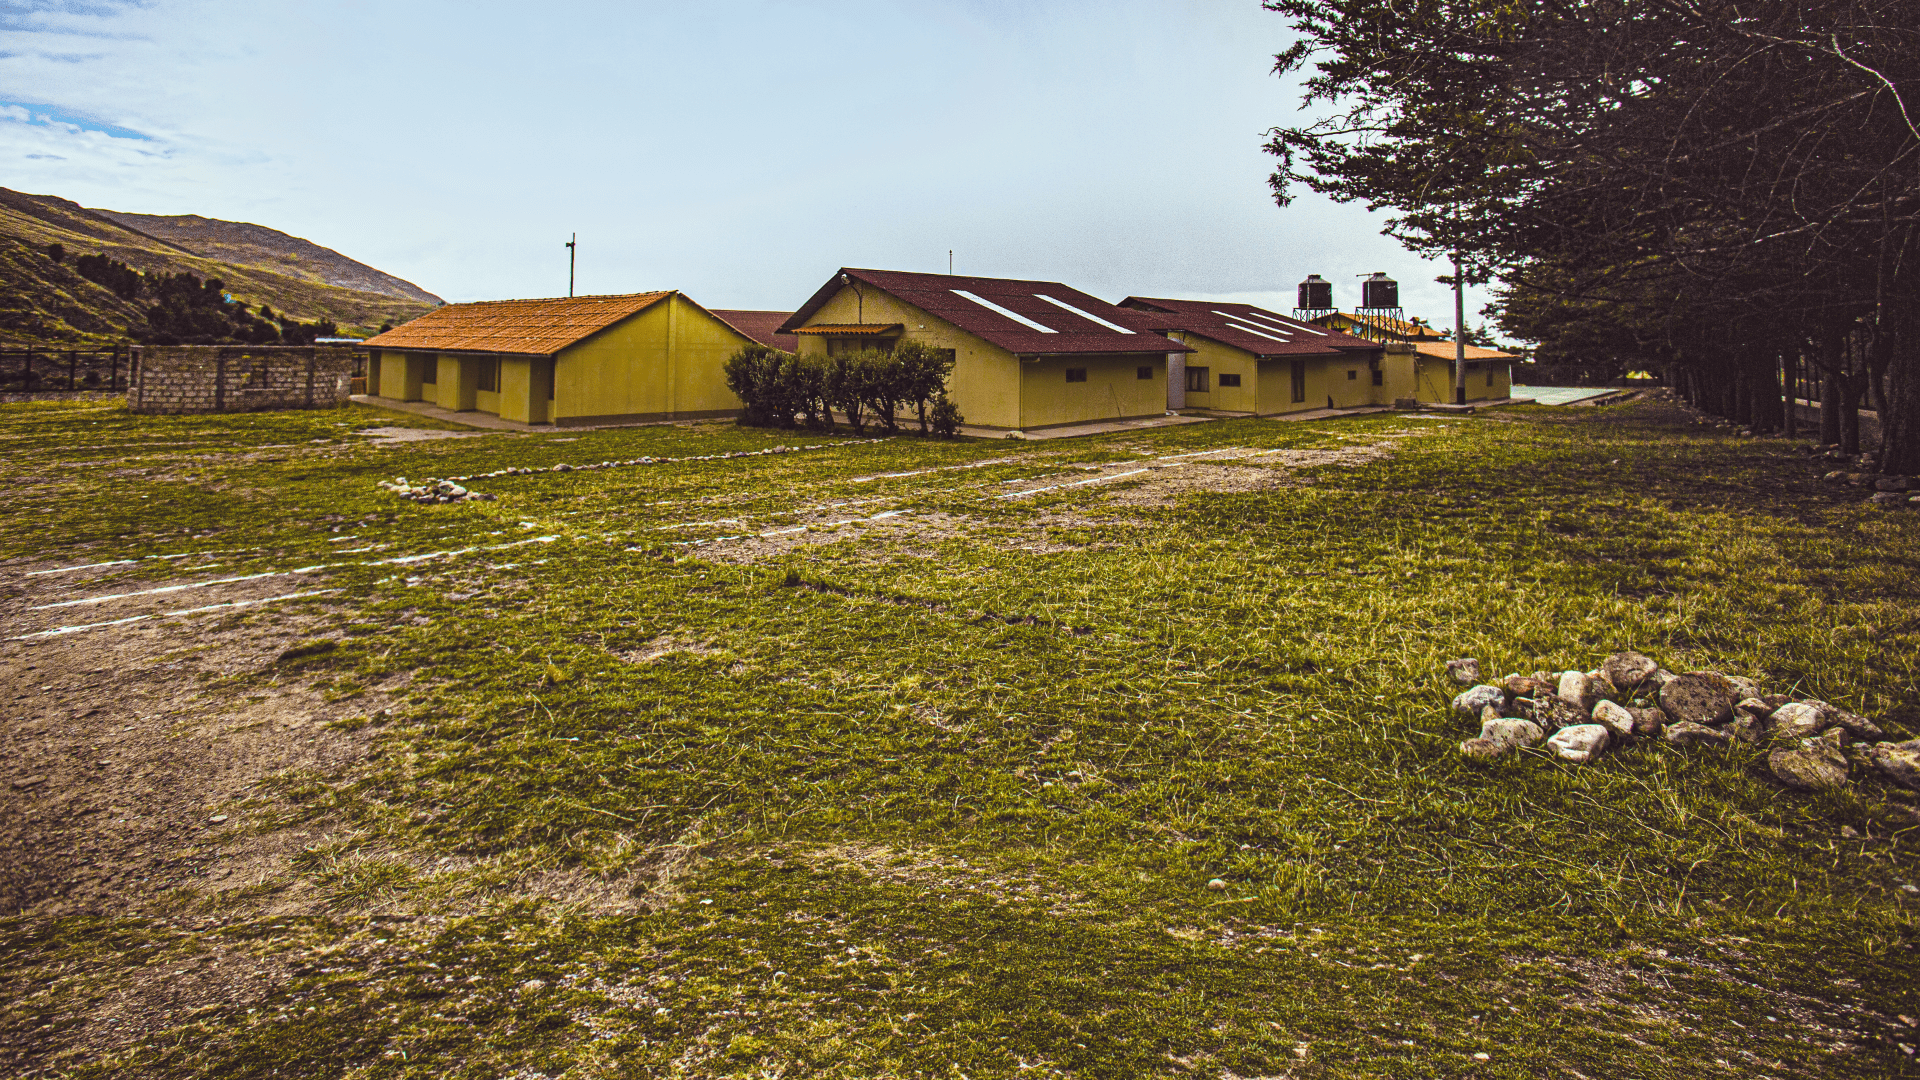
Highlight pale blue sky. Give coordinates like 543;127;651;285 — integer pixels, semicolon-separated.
1;0;1493;328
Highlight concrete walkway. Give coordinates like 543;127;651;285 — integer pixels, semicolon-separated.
1510;385;1618;405
959;413;1217;441
351;396;534;431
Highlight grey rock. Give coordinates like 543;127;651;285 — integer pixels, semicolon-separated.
1481;718;1545;748
1591;700;1636;740
1459;737;1512;760
1547;724;1609;763
1558;670;1616;711
1480;704;1503;726
1446;658;1482;685
1769;702;1827;739
1452;685;1505;722
1870;491;1906;505
1725;675;1762;701
1822;470;1849;482
1658;673;1739;727
1769;741;1850;790
1644;668;1679;692
1665;721;1733;747
1735;697;1775;719
1874;476;1913;492
1865;740;1920;790
1602;651;1660;695
1811;702;1884;741
1731;714;1767;744
1626;706;1666;738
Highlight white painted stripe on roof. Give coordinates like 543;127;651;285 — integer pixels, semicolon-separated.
951;290;1057;333
1034;294;1135;334
1212;310;1291;337
1237;309;1328;336
1222;321;1289;343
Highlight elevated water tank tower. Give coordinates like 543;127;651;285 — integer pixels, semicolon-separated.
1294;274;1335;319
1355;272;1405;342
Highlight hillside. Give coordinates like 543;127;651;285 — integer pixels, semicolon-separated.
95;210;443;306
0;188;442;346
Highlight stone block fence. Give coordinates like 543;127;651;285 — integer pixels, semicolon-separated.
127;345;362;415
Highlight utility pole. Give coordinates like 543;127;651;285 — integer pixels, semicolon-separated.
949;250;954;275
1452;254;1467;406
566;233;577;297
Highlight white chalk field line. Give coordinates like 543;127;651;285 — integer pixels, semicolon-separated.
9;590;341;642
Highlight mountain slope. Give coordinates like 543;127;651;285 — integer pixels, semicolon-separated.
0;188;442;346
95;210;443;305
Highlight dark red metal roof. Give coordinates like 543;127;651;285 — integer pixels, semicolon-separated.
711;309;798;352
779;268;1192;356
1119;297;1380;358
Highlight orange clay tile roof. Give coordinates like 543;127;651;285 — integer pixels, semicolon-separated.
363;292;673;355
790;323;905;335
1412;341;1518;361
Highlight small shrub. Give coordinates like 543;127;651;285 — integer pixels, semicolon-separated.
930;391;963;437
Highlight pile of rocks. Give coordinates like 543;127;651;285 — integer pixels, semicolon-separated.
1819;468;1920;506
1445;653;1918;793
376;477;497;504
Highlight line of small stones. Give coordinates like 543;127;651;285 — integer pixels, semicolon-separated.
377;443;850;504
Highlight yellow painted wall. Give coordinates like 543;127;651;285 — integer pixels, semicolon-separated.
497;357;551;424
1018;355;1165;429
1174;335;1257;414
1413;357;1454;403
551;294;747;424
435;355;480;411
795;284;1024;428
366;350;428;401
1371;346;1419;405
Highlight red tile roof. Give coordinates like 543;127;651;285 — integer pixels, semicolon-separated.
364;292;672;355
779;269;1192;356
1117;297;1379;357
711;309;799;353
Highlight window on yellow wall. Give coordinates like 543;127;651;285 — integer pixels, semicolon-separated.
1487;366;1495;387
1066;368;1088;382
1217;373;1241;387
477;357;498;393
1290;361;1306;402
1347;369;1357;380
1372;368;1383;386
1137;366;1152;379
418;354;436;385
1186;367;1209;393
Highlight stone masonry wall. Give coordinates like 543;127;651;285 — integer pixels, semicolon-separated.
128;346;360;415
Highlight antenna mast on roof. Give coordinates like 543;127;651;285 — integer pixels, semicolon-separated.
949;250;954;275
566;233;577;298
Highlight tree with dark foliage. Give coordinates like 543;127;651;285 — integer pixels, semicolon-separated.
1264;0;1920;471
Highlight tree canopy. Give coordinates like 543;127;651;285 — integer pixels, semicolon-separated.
1264;0;1920;470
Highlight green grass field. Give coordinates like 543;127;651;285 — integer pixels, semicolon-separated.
1;397;1915;1078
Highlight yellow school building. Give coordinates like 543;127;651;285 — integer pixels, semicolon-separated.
778;269;1192;430
361;291;778;426
1117;298;1389;414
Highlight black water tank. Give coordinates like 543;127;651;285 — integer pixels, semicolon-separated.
1360;272;1399;309
1297;274;1333;310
